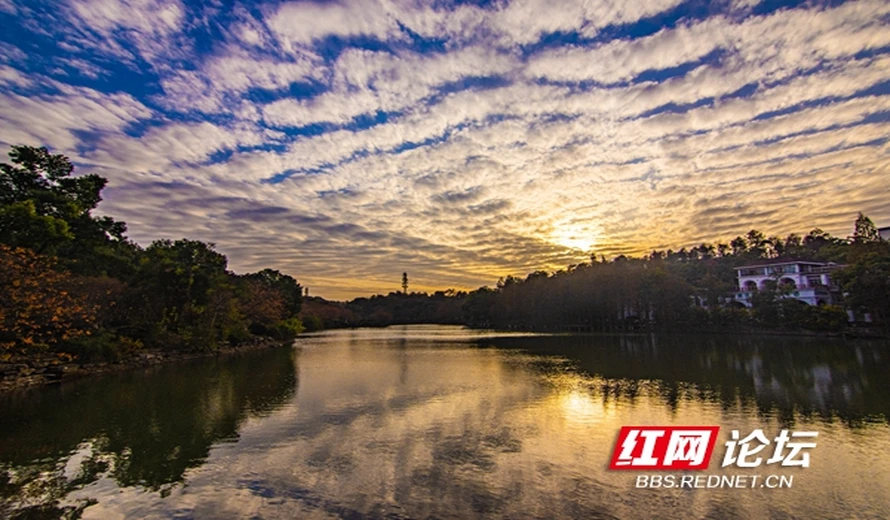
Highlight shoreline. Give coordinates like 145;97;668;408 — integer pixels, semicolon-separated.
3;325;885;394
307;322;888;340
0;337;293;394
462;324;887;339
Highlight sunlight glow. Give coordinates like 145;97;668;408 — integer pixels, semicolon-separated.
550;224;598;252
558;389;605;425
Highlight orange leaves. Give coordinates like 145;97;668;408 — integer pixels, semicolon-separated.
239;278;288;325
0;244;97;353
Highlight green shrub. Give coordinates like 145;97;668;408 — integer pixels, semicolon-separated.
803;304;848;332
302;314;323;332
62;331;143;363
226;323;252;344
270;317;304;341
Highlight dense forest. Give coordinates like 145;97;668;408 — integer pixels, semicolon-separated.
459;219;889;333
1;146;305;363
300;216;890;335
329;215;889;334
2;145;889;367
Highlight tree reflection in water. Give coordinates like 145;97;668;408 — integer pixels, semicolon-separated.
485;333;890;426
1;329;889;519
0;347;297;519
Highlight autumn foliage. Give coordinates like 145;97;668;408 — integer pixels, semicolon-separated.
0;244;96;354
1;145;305;361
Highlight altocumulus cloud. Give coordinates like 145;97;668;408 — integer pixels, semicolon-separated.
1;0;889;299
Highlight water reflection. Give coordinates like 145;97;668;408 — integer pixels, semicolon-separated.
484;333;890;425
1;326;889;519
0;347;297;518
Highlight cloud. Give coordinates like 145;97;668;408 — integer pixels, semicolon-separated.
160;50;325;113
526;16;728;84
86;121;274;175
394;0;688;48
268;0;402;50
266;0;689;52
0;65;32;88
262;46;518;127
1;0;889;299
0;84;153;151
66;0;189;67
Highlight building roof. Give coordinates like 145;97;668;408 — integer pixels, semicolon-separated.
734;259;838;270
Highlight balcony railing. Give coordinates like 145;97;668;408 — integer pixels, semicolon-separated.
737;285;832;294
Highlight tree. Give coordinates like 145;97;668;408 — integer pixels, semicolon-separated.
0;200;73;254
730;236;748;256
462;286;496;327
0;244;96;354
0;144;314;356
133;239;237;350
802;228;846;262
746;230;768;258
852;212;880;244
835;247;890;328
241;269;303;316
0;145;133;275
402;272;408;294
238;269;305;340
238;278;287;329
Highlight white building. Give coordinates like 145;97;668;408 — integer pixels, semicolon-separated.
733;260;842;308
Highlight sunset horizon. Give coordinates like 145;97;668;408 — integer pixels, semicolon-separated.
2;0;889;300
3;3;890;517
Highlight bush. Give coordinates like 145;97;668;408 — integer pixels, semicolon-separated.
302;314;323;332
803;305;848;332
269;317;304;341
703;306;751;329
61;331;143;363
778;301;847;332
226;323;252;344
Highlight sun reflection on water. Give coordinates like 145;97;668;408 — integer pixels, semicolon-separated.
558;389;606;425
3;327;890;519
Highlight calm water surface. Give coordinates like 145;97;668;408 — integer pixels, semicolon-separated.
2;325;890;519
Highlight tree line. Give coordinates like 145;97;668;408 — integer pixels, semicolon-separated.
1;145;305;362
3;145;889;365
465;216;888;333
290;214;889;335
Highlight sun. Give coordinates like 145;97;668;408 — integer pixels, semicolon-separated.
550;224;598;252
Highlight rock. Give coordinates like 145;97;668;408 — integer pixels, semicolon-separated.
3;364;33;377
44;364;78;379
0;364;25;378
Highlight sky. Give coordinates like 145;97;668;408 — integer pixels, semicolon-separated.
1;0;889;299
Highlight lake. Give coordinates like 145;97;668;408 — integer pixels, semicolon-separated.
2;325;889;519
